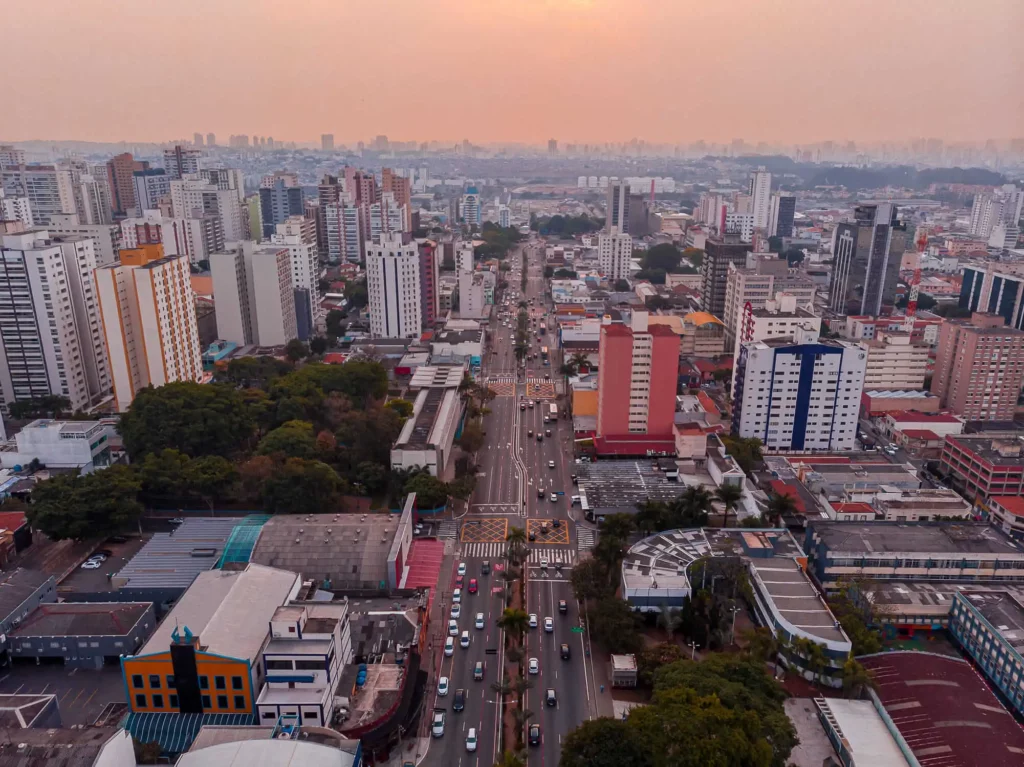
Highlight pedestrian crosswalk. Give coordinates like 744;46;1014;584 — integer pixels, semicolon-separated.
527;548;574;565
457;542;576;566
437;520;459;539
460;542;506;559
488;375;517;385
576;525;596;553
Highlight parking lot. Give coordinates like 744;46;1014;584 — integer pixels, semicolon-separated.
56;535;150;596
0;663;127;726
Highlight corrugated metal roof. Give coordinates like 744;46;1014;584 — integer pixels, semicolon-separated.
124;712;255;754
117;518;240;590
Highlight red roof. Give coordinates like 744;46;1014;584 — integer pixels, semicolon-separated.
696;390;719;415
861;652;1024;767
887;410;962;424
768;481;806;514
693;358;732;373
0;511;27;532
323;353;349;364
992;496;1024;518
833;502;877;516
900;429;941;440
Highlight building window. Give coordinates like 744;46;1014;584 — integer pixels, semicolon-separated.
151;694;164;709
202;695;212;709
166;675;176;689
132;674;143;689
232;676;244;690
199;676;209;689
135;694;147;708
217;695;229;709
149;675;161;689
215;676;226;690
234;695;246;710
169;695;178;709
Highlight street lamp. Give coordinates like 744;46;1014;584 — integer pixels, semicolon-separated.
688;640;699;660
728;605;741;645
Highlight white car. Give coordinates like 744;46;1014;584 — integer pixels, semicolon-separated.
529;613;538;628
432;710;446;737
460;630;470;648
548;460;555;469
540;558;549;569
466;728;478;752
448;619;459;636
80;560;102;570
528;657;539;674
544;617;553;633
438;676;449;696
475;612;485;630
550;493;558;502
444;636;454;656
457;562;467;576
450;604;461;619
453;588;462;603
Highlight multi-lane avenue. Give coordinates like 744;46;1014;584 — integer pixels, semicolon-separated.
422;239;599;767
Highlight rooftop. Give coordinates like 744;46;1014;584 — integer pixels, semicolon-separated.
0;569;51;618
0;725;121;766
861;651;1024;767
577;460;690;513
960;591;1024;654
10;602;152;638
394;387;459;450
810;521;1024;558
179;739;357;767
946;434;1024;465
886;411;963;424
408;365;464;389
115;517;240;591
814;698;909;767
622;528;714;594
993;496;1024;517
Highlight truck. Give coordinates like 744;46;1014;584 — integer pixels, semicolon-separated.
539;322;546;336
548;404;558;420
540;346;549;362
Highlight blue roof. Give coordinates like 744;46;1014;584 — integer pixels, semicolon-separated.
124;712;256;754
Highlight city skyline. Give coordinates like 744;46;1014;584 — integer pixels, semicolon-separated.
4;0;1022;146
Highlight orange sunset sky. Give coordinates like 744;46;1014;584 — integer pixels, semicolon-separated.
4;0;1022;145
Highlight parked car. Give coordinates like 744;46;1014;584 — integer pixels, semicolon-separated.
444;637;454;656
438;677;449;696
432;710;446;737
450;604;461;619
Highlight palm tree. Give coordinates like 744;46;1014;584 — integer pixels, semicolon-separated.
671;485;713;528
765;491;796;528
498;608;530;643
491;674;513;702
506;526;528;566
511;677;534;696
657;604;682;641
841;658;875;699
714;483;744;528
512;707;534;728
506;645;525;664
568;352;590;372
634;500;666;536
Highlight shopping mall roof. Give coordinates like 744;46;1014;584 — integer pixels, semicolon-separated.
809;521;1024;557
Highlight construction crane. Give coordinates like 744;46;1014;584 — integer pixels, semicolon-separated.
905;228;929;319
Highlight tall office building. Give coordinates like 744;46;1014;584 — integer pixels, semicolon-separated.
606;183;630;233
381;168;412;212
105;153;148;216
317;175;344;256
598;228;633;282
0;230;111;412
366;233;421;339
270;220;322;336
1;165;76;225
206;133;216;147
132;169;171;213
767;192;795;238
828;204;907;316
748;168;772;229
700;234;750;318
95;244;203;412
259;180;304;238
958;264;1024;330
210;242;297;346
732;327;866;451
595;312;680;454
461;186;481;226
321;134;334;151
930;313;1024;422
162;145;202;180
418;241;440;327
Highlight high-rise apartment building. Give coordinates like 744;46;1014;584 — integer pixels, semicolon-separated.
606;183;630;233
259;180;304;238
0;146;27;169
598;228;633;282
321;134;334;151
461;186;481;226
370;192;409;239
729;293;821;398
767;192;796;238
1;165;76;225
700;234;750;318
45;213;122;267
169;178;244;242
732;327;866;451
0;189;32;228
132;169;171;213
0;230;111;412
969;185;1023;239
498;204;511;229
200;168;246;203
829;204;907;315
162;145;202;180
270;220;321;336
381;168;412;212
325;201;364;264
722;253;816;345
68;165;113;226
748;168;772;230
930;313;1024;422
210;242;298;346
959;263;1024;331
862;332;930;391
366;233;421;339
206;133;216;147
193;133;204;147
105;153;148;216
418;241;440;327
596;312;680;454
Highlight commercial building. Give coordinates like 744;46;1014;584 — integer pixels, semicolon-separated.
958;263;1024;331
260;180;304;238
732;327;866;451
0;419;116;473
596;312;680;455
0;569;57;665
605;183;630;232
930;313;1024;421
767;192;795;238
597;227;632;282
163;145;203;180
861;332;930;390
381;167;411;212
764;455;921;501
828;204;907;315
0;230;112;412
460;186;481;226
861;389;940;416
729;293;821;396
210;242;297;346
804;521;1024;588
367;233;422;339
988;496;1024;540
1;164;76;225
674;312;727;358
95;244;204;413
940;433;1024;503
700;234;750;318
106;152;149;216
132;168;172;213
879;410;964;441
722;253;816;345
871;488;972;522
391;386;463;477
369;192;409;239
456;271;488;319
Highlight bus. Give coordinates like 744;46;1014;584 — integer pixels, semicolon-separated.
539;322;546;336
540;346;549;362
548;404;558;419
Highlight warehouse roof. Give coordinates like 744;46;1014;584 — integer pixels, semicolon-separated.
810;522;1024;557
116;518;240;591
0;569;52;620
577;460;688;514
10;602;152;638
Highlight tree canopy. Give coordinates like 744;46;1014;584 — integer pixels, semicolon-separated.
641;243;682;272
530;214;603;236
27;465;143;540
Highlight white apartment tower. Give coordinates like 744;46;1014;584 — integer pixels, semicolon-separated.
169;178;245;242
210;242;297;347
0;189;32;228
0;231;111;412
367;233;422;339
271;221;322;329
598;228;633;282
461;187;481;226
1;165;76;226
862;331;930;391
732;327;867;451
95;245;203;412
325;200;364;264
748;168;772;230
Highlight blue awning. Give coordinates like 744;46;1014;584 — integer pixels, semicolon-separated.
123;712;256;754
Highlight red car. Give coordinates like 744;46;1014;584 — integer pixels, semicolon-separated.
468;578;478;594
455;575;464;588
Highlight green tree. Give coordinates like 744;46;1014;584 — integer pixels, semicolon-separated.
456;421;485;453
285;339;309;362
27;465;143;540
495;750;526;767
783;247;805;265
404;471;448;510
261;458;344;514
570;556;611;603
841;658;875;698
221;356;294;389
187;455;238;510
257;420;317;459
559;718;651;767
139;448;193;502
613;279;631;291
497;607;530;642
119;382;256;460
765;491;797;527
641;243;682;272
7;395;72;420
385;398;414;419
308;336;329;356
505;526;528;567
591;598;643;654
681;247;704;268
719;435;763;475
645;295;672;311
553;268;578;278
325;309;347;338
634;500;667;536
344;279;368;308
352;461;388;494
637;642;686;686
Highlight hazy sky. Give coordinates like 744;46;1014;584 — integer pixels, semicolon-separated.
5;0;1022;145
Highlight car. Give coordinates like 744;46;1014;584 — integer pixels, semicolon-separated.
107;535;129;544
453;688;465;711
460;630;470;648
558;599;568;614
548;460;555;468
473;661;484;680
546;688;557;707
475;612;485;629
80;560;102;570
520;403;526;411
468;578;478;594
528;657;539;674
528;531;537;541
438;676;449;696
571;495;581;506
431;710;446;737
529;613;538;628
550;493;557;502
481;561;491;575
571;473;578;484
444;637;454;656
450;604;461;619
528;401;534;408
87;553;107;563
448;619;459;636
455;575;464;588
457;561;467;576
545;429;552;437
92;549;112;558
169;517;185;526
560;643;571;659
537;487;545;498
527;429;533;437
452;588;462;603
528;723;541;746
544;617;553;633
466;728;478;752
545;373;551;379
540;558;549;569
552;519;561;528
